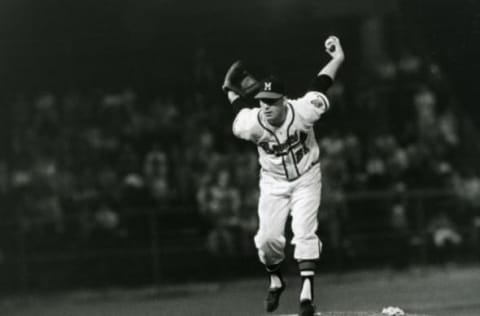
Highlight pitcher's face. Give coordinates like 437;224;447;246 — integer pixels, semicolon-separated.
260;97;286;126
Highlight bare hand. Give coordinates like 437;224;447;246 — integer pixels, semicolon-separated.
324;35;345;61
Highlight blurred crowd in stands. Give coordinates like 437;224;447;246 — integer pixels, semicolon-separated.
2;40;480;276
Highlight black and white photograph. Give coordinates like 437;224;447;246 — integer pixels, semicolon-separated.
1;0;480;315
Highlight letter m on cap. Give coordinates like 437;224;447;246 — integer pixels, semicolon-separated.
264;82;272;91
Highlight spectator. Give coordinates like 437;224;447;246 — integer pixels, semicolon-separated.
388;202;411;270
427;211;463;265
197;168;241;256
144;148;174;206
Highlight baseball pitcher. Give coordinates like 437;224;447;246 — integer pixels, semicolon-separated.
222;36;345;316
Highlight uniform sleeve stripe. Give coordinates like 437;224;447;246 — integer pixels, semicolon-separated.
317;92;330;111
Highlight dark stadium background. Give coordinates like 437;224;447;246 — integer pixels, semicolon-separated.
1;1;480;315
1;0;479;101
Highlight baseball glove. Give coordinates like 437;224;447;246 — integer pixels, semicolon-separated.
222;60;261;98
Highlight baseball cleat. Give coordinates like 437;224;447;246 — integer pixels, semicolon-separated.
299;299;316;316
264;285;285;312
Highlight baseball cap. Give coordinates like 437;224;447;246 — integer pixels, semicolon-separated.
254;76;285;100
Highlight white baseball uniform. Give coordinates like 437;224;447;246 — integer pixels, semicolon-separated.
232;91;329;266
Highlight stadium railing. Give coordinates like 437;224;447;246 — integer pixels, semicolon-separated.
0;189;478;294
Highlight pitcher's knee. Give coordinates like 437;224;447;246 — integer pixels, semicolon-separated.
254;234;286;265
255;234;285;251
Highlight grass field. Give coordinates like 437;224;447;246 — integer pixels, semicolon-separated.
1;265;479;316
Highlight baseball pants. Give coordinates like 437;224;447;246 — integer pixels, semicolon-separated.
254;164;322;266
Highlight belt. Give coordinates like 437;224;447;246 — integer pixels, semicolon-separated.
261;159;320;182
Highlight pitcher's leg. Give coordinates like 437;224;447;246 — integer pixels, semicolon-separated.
254;190;290;266
290;178;322;262
290;167;322;316
255;177;291;313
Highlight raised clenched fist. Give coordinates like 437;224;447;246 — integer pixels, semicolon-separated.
324;35;344;61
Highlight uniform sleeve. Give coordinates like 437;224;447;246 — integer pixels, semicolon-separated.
309;74;333;94
232;108;263;142
293;91;330;127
